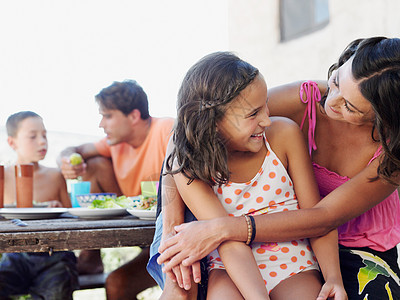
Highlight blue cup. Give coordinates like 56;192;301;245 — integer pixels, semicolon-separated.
70;181;91;208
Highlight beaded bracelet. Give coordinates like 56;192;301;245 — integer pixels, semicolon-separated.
248;215;256;245
243;214;253;245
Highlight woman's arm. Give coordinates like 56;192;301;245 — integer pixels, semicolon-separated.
172;170;269;299
268;80;327;123
158;161;396;270
160;161;396;275
159;140;202;290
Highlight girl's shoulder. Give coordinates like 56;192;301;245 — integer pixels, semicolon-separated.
265;117;305;161
266;116;302;138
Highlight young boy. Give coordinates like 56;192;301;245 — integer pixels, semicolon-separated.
0;111;79;299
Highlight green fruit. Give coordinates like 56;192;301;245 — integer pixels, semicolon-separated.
69;153;83;165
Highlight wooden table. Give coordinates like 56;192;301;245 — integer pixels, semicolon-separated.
0;213;155;254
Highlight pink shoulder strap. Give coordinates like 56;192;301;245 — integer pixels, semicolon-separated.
299;81;321;155
368;146;383;165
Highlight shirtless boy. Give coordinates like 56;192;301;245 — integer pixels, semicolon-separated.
0;111;78;300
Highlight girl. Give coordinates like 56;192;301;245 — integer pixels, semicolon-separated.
156;37;400;300
164;52;346;299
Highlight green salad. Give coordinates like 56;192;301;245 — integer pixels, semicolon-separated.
88;195;157;210
88;195;134;209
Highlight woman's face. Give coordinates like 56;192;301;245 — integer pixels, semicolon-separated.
325;57;375;125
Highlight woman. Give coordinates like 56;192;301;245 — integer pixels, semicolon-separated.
152;36;400;299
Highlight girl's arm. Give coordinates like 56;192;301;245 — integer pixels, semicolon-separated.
173;168;268;299
277;119;346;299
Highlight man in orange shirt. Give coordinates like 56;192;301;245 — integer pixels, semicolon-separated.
58;80;174;299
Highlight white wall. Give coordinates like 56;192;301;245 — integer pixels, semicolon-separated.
227;0;400;87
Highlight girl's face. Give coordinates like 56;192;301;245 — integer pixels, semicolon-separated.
325;57;375;125
8;117;48;163
217;74;271;154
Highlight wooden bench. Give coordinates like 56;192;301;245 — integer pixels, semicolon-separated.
78;273;109;290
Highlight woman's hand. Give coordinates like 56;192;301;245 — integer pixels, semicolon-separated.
316;280;348;300
158;219;224;272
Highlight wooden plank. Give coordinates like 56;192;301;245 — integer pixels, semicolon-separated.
0;215;154;233
0;226;155;253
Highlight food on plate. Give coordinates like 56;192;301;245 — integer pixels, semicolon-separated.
132;195;157;211
87;194;157;211
69;153;83;165
88;195;134;209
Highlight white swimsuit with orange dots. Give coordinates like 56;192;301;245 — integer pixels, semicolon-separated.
208;138;319;293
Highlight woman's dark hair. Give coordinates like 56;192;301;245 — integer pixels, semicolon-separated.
95;80;150;119
323;37;400;184
165;52;259;186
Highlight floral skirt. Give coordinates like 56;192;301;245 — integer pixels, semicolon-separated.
339;245;400;300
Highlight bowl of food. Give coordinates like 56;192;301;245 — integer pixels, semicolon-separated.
127;195;157;220
76;193;117;207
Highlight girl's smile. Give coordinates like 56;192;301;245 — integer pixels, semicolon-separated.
217;74;271;154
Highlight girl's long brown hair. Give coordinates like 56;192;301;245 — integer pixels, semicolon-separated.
166;52;259;186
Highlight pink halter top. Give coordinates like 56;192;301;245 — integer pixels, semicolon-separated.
300;81;400;251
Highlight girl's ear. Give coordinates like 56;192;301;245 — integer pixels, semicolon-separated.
7;136;17;150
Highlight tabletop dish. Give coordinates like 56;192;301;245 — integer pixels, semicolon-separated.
68;207;127;219
76;193;117;207
0;208;68;220
127;208;156;220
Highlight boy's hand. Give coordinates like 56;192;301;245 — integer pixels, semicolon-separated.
60;156;87;179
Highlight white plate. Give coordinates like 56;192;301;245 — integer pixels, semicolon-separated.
127;208;156;220
68;207;127;218
4;202;55;208
0;208;68;220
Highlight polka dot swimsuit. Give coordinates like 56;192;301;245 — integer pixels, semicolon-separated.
208;138;319;293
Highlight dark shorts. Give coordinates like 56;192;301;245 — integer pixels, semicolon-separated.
339;244;400;300
0;251;79;300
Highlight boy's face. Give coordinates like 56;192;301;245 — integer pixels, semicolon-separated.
8;117;48;163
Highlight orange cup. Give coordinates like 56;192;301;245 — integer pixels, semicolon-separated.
15;164;34;208
0;165;4;208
